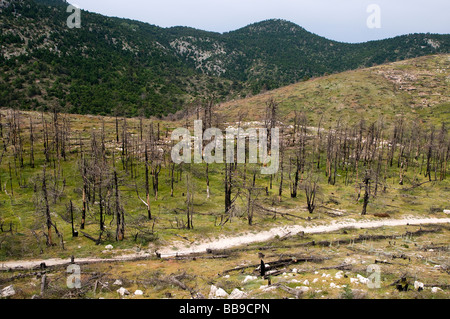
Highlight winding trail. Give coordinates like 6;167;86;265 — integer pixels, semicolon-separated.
1;217;449;270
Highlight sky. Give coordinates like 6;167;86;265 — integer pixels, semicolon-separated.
70;0;450;43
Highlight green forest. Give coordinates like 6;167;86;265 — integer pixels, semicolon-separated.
1;0;449;118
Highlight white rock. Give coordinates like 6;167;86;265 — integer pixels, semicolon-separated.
223;275;230;279
356;274;369;284
330;283;337;288
259;285;277;292
228;288;247;299
243;275;257;283
105;244;114;250
314;271;319;275
290;279;300;283
312;278;319;284
292;268;298;273
209;285;218;299
134;290;144;296
335;271;344;279
431;287;443;293
414;281;424;290
296;286;310;293
215;288;229;298
0;285;15;298
303;280;310;286
113;279;123;286
443;210;450;214
116;287;130;296
350;278;359;284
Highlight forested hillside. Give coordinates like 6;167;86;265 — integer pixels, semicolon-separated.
1;0;449;117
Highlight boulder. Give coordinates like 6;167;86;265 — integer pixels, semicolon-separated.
1;285;16;298
116;287;130;296
215;288;229;298
228;288;247;299
414;281;424;291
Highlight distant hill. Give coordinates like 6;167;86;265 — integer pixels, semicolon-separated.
1;0;449;117
217;54;450;127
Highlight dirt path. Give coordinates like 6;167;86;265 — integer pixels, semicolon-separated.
1;217;449;270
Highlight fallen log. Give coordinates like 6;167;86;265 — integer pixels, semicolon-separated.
164;255;229;261
221;256;325;275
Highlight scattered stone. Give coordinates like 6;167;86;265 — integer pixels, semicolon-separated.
209;285;217;299
243;275;257;283
414;281;424;291
295;286;310;293
228;288;247;299
352;289;368;299
335;271;344;279
259;285;277;292
303;280;310;286
215;288;229;298
134;290;144;296
431;287;443;293
116;287;130;296
356;274;369;285
1;285;15;298
105;244;114;250
113;279;123;286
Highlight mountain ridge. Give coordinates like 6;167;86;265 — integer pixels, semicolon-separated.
1;0;449;117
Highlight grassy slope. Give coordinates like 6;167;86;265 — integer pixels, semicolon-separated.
217;54;450;127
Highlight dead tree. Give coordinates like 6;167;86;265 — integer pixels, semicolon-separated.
361;170;371;215
304;174;319;214
114;170;125;241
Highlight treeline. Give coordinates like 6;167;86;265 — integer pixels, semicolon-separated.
1;1;449;117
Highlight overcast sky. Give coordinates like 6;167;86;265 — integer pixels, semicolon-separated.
71;0;449;43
